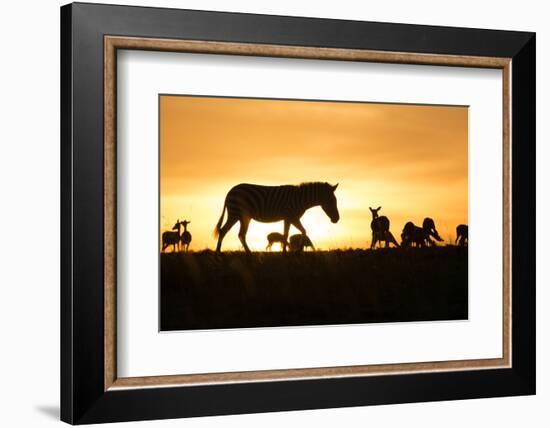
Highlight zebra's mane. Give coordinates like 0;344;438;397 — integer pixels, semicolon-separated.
298;181;330;189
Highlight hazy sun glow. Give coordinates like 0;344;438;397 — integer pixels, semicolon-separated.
160;95;468;251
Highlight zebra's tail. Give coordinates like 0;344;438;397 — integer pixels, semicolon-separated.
213;200;227;238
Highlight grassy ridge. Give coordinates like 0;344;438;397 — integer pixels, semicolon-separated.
160;247;468;331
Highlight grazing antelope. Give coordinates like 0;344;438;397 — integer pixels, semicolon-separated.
401;218;443;248
401;222;425;247
214;182;339;253
266;232;287;251
289;234;315;252
162;220;182;252
369;206;399;249
456;224;468;246
179;220;192;252
422;218;443;246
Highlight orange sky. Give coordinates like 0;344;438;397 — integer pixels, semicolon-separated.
160;95;468;251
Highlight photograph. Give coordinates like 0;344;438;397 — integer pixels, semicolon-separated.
159;95;469;331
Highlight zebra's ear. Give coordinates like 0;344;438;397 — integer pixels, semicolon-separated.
331;183;339;191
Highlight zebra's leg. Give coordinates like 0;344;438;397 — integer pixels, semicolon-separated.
216;216;238;252
370;232;376;249
238;217;251;253
291;219;307;235
282;220;290;253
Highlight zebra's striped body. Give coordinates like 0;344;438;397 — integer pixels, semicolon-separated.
215;182;339;252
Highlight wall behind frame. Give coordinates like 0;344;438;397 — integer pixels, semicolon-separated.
0;0;545;427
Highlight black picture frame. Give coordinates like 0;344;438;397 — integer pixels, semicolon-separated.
61;2;535;424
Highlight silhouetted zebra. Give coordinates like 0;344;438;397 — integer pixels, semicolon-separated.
456;224;468;246
214;182;339;252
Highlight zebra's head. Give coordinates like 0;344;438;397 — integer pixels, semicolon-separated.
321;183;340;224
172;220;181;231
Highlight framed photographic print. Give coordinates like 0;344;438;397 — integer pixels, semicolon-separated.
60;2;535;424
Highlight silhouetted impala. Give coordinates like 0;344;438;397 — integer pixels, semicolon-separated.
162;220;182;252
179;220;192;252
401;218;443;248
456;224;468;246
289;234;315;252
369;206;399;248
266;232;287;251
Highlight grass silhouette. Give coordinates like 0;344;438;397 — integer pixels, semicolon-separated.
160;246;467;331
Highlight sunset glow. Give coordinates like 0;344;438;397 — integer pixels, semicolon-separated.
160;95;468;251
